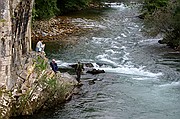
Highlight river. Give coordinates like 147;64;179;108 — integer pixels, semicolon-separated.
25;3;180;119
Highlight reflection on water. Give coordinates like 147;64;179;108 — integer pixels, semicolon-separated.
28;2;180;119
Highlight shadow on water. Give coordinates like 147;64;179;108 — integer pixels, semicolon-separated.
32;40;80;61
32;41;68;54
10;104;66;119
64;7;113;19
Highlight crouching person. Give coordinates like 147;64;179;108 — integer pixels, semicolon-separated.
50;59;58;73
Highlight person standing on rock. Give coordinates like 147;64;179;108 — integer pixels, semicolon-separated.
75;62;84;83
36;39;45;52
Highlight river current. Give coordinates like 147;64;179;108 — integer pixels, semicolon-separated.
29;3;180;119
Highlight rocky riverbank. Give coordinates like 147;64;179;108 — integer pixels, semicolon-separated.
0;52;78;119
32;16;87;43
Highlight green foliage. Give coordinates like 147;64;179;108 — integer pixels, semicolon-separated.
32;8;38;22
40;75;57;90
142;0;180;48
46;78;57;89
33;0;59;20
33;0;108;19
35;56;48;72
57;0;91;14
0;89;2;97
0;19;6;22
33;0;91;19
142;0;168;14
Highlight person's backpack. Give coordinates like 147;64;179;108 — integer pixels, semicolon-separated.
76;63;82;71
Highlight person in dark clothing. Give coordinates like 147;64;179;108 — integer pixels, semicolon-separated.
50;59;58;73
75;62;84;83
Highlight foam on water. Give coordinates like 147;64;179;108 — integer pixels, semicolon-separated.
99;58;118;67
58;62;73;68
99;66;163;78
94;49;162;78
71;18;106;29
96;54;108;59
105;49;118;54
92;37;112;44
159;82;180;87
121;52;129;64
114;36;121;40
111;45;119;49
109;3;127;10
121;46;126;50
121;33;127;38
138;38;162;44
92;39;163;78
132;77;155;80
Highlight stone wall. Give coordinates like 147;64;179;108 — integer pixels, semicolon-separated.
0;0;34;89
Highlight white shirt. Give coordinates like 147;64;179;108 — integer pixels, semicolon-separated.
36;41;43;49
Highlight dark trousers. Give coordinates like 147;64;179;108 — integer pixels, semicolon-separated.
76;71;81;82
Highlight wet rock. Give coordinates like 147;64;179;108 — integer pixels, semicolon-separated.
88;79;96;85
136;13;145;19
69;63;94;68
86;69;105;75
84;63;94;67
158;40;165;44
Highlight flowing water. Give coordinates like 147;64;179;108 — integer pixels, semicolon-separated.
28;3;180;119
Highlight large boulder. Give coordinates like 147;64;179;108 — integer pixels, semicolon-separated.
0;52;78;118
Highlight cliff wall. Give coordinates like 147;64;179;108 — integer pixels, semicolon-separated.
0;1;78;118
0;0;34;89
0;52;78;118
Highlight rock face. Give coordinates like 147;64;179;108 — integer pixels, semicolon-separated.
0;1;78;118
0;52;78;118
0;0;34;90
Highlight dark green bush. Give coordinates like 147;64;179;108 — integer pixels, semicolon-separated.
33;0;59;20
142;0;180;48
33;0;110;19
